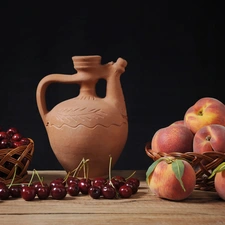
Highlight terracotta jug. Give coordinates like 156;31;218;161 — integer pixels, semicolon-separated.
36;55;128;178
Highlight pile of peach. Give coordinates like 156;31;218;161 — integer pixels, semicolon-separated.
146;97;225;201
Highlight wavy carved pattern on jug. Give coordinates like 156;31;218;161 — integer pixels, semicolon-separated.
46;107;126;129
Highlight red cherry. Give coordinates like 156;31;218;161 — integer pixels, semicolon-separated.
78;178;91;195
101;185;116;199
11;133;23;142
9;185;22;198
0;185;10;200
66;176;80;186
0;131;9;140
50;185;67;200
11;141;24;148
21;185;36;201
92;177;107;186
88;186;101;199
126;177;140;188
6;127;19;137
20;137;30;145
50;178;66;189
0;138;9;149
125;182;138;194
67;183;80;196
119;185;133;198
37;186;50;200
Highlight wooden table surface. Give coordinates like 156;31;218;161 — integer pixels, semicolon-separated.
0;170;224;225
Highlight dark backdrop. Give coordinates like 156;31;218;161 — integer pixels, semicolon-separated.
0;2;224;171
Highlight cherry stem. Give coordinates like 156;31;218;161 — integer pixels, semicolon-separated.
72;160;83;177
28;169;35;187
125;171;136;180
8;164;18;188
86;159;89;180
34;169;44;187
63;171;71;183
108;155;114;187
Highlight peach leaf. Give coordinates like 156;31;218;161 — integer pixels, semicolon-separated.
208;162;225;179
171;160;186;192
146;157;166;182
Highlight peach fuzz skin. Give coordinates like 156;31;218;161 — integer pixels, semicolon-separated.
184;97;225;134
147;159;196;201
151;124;194;153
215;170;225;200
193;124;225;154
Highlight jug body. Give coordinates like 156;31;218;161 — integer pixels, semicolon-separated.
36;55;128;178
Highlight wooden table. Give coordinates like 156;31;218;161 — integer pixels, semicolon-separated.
1;170;225;225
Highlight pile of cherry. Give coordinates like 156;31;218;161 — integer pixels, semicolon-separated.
0;173;140;201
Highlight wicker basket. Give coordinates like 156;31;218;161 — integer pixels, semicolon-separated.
145;141;225;191
0;138;34;185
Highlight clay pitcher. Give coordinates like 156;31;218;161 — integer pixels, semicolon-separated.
36;55;128;178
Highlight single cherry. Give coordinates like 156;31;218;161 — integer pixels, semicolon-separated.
0;182;10;200
50;178;65;189
88;186;101;199
101;184;116;199
125;182;138;194
0;138;9;148
92;177;107;186
0;131;9;140
119;185;133;198
8;185;22;198
11;141;24;148
67;183;80;196
21;185;36;201
126;177;140;188
20;137;30;145
11;133;23;142
37;186;50;200
112;175;126;183
66;176;80;186
6;127;19;137
50;184;67;200
78;178;91;195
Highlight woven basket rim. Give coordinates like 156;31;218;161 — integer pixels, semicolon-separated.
145;141;225;160
144;141;225;191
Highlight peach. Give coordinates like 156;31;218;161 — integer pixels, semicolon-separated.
184;97;225;134
151;124;194;153
170;120;185;126
193;124;225;154
214;167;225;200
146;157;196;201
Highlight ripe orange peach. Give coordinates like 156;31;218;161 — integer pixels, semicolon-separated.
146;157;196;201
193;124;225;154
184;97;225;134
170;120;185;126
151;124;194;153
214;169;225;200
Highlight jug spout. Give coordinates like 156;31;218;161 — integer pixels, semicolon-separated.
113;58;128;74
105;57;128;117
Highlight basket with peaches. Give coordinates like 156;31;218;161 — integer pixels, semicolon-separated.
145;97;225;194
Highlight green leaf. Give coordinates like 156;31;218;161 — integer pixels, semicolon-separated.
208;162;225;179
146;157;166;183
172;160;186;192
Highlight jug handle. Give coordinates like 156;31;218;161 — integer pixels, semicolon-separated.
36;74;76;124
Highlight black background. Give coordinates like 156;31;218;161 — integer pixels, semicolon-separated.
0;2;224;171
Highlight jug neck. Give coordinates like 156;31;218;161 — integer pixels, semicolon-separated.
79;81;98;97
72;55;102;71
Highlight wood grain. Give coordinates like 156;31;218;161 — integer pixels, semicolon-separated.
0;170;224;225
